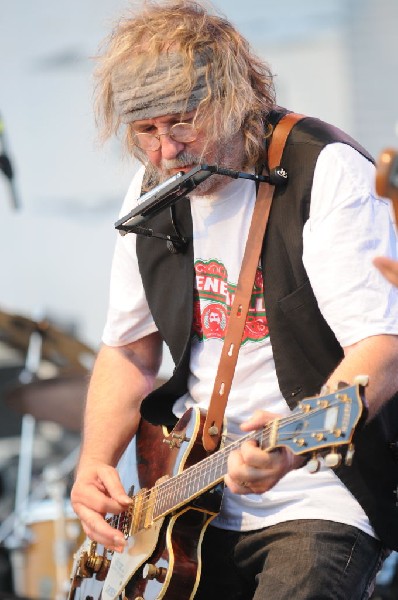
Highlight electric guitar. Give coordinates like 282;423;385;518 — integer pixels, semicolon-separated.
68;381;367;600
376;147;398;221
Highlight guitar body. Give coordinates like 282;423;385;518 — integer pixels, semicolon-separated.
72;408;224;600
122;409;223;600
121;504;215;600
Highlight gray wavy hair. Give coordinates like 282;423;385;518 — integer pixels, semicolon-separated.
93;0;276;169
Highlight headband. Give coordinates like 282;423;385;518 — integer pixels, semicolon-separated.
112;52;209;123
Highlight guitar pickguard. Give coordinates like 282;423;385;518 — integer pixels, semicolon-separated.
101;516;165;600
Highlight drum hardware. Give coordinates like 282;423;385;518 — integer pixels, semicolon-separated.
0;446;80;546
1;446;82;600
10;325;44;583
0;313;92;599
41;462;81;600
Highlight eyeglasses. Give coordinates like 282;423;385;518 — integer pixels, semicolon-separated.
134;122;198;151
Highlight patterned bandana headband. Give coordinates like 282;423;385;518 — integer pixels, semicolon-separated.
112;52;210;124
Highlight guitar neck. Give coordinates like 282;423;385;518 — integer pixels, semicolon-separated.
123;383;364;536
151;427;267;520
127;425;270;534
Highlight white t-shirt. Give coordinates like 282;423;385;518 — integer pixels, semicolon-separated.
103;143;398;535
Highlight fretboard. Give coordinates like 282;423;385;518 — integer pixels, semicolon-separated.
151;426;270;519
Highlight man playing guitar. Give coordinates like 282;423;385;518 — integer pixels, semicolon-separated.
70;2;398;599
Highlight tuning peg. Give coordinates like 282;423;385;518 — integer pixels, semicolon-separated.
344;444;355;466
324;451;342;469
306;455;321;474
353;374;369;387
337;380;349;389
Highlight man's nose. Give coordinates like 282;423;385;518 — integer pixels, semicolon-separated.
159;134;185;159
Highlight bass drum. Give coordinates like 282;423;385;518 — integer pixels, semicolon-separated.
12;500;84;600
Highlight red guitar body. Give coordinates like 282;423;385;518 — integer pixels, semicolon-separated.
123;411;223;600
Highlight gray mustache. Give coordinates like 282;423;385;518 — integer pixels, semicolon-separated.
161;151;202;169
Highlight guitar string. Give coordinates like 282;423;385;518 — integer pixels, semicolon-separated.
132;396;357;525
119;424;271;533
125;427;263;532
152;394;358;507
115;395;358;533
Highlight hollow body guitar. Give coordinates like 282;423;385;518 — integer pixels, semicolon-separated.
68;382;366;600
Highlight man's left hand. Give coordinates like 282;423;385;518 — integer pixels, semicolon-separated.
225;410;304;494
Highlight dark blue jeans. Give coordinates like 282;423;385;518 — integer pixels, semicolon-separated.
195;519;386;600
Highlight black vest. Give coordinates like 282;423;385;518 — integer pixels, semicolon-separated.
136;110;398;550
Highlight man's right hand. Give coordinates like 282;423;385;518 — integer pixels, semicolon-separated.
71;336;163;551
71;462;131;552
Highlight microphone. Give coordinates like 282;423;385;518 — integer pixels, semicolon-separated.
0;113;19;210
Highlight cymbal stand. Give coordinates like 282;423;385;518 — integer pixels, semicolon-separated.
6;326;42;597
0;446;80;545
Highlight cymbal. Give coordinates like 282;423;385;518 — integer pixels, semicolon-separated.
4;375;88;432
0;310;95;374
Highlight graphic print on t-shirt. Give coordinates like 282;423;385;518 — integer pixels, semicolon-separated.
192;259;269;343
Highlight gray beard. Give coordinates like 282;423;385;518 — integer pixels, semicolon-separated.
145;133;246;196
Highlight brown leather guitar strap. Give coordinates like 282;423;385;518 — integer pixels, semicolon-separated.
202;112;305;452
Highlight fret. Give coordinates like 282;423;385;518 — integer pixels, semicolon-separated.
149;427;270;524
152;436;241;520
133;385;363;532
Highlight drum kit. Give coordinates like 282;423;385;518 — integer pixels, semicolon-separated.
0;308;96;600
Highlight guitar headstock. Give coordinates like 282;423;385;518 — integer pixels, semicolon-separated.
274;381;367;471
376;148;398;223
